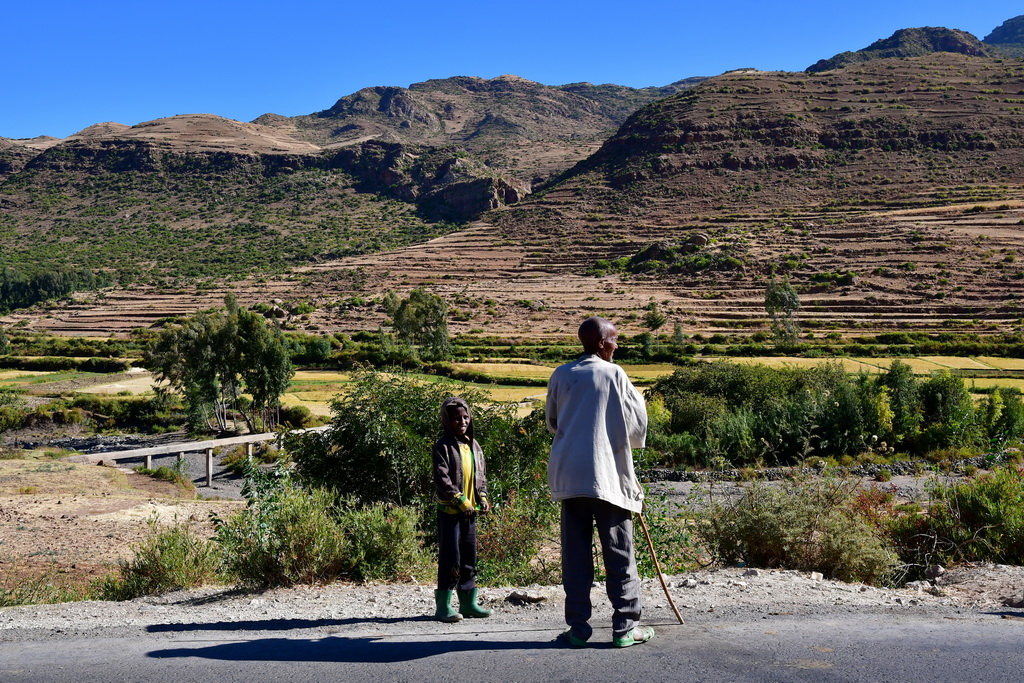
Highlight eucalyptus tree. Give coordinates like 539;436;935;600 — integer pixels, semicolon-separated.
383;287;451;360
764;277;800;344
147;294;293;433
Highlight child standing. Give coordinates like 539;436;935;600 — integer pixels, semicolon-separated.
432;396;492;622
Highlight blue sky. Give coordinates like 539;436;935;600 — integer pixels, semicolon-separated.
4;1;1021;139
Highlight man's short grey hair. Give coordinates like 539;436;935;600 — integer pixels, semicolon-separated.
578;316;615;350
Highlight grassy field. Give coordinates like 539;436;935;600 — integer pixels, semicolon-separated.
7;357;1024;423
714;356;1024;375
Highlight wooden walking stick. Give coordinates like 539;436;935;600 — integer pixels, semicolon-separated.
637;512;684;625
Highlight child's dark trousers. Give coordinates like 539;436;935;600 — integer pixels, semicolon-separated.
437;511;477;591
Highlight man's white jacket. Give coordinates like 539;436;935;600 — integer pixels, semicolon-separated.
545;354;648;513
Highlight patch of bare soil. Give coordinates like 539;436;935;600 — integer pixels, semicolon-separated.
934;563;1024;608
24;369;151;396
0;459;242;588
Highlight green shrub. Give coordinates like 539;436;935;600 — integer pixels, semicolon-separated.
340;503;431;582
648;360;992;468
635;493;700;577
477;489;558;586
279;404;321;428
888;466;1024;571
221;446;286;474
698;478;897;584
97;519;221;600
215;460;426;587
134;460;193;490
0;391;26;431
215;476;348;588
919;371;979;450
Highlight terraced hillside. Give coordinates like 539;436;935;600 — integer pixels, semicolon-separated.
6;54;1024;340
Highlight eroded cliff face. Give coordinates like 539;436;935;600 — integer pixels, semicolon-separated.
4;115;531;234
0;140;37;179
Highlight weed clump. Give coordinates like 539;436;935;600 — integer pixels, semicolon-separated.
96;519;221;600
698;478;897;584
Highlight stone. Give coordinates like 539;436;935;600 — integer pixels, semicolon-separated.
505;591;546;605
742;569;761;577
683;578;698;588
809;572;824;582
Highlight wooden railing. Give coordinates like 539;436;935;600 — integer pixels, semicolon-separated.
62;426;330;486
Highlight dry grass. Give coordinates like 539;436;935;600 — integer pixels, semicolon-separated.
965;378;1024;392
716;357;883;373
76;376;163;395
620;364;679;380
480;387;547;403
452;362;554;379
292;371;355;382
975;357;1024;370
0;370;54;380
918;356;996;370
0;459;134;496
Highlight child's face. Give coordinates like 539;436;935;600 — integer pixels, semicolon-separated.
449;406;470;438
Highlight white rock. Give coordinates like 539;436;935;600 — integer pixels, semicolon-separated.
743;569;761;577
809;572;824;582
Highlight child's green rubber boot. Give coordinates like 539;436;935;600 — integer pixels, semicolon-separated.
434;590;463;622
457;588;493;618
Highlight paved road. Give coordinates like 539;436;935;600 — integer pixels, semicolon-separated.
3;610;1022;682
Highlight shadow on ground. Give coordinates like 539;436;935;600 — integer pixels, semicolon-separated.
148;633;564;663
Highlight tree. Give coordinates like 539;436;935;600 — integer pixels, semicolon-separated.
642;305;668;333
671;322;686;349
764;277;800;344
0;326;9;355
388;288;451;360
147;294;293;433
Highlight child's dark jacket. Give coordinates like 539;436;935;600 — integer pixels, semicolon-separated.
433;396;488;513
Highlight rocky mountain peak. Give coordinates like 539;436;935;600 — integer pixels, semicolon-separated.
807;26;992;72
984;15;1024;44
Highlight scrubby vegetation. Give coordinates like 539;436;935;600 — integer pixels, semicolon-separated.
888;465;1024;575
647;360;1024;469
96;519;221;601
286;370;558;585
213;462;428;587
699;478;897;584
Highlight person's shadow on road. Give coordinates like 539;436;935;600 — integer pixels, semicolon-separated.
147;616;422;633
148;634;560;663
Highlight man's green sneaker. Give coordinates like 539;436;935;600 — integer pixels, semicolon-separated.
613;626;654;648
556;629;589;648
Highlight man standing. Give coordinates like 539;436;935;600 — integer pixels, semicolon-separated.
546;316;652;648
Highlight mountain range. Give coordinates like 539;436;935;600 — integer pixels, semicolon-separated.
3;16;1024;340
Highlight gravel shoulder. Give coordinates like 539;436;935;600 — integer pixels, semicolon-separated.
3;564;1023;644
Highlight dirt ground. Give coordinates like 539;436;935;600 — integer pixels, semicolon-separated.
0;458;243;589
